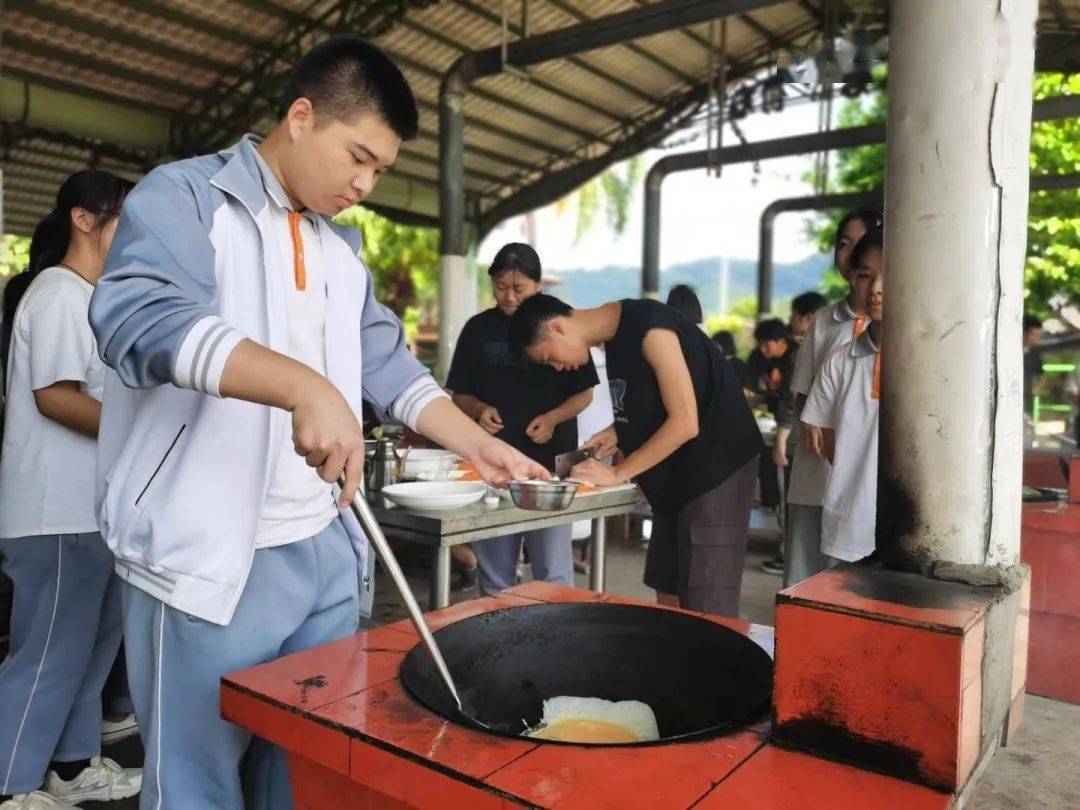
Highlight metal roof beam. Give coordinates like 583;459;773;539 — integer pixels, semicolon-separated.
393;17;626;125
736;12;796;53
542;0;701;85
382;47;608;144
456;0;785;77
448;0;662;105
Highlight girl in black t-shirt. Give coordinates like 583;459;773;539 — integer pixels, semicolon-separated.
446;245;598;595
509;294;763;618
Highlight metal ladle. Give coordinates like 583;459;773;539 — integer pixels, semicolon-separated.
339;477;466;715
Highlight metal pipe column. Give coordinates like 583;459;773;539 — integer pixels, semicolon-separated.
437;64;473;380
879;0;1037;571
641;95;1080;300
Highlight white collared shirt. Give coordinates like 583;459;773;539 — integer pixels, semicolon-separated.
786;298;868;506
801;329;880;562
252;151;337;548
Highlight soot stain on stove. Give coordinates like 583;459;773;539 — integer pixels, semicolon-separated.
293;674;327;704
773;717;929;788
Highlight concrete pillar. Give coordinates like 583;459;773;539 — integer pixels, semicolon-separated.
879;0;1037;571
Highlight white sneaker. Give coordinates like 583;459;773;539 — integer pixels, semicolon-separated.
0;791;78;810
101;713;140;745
44;757;141;803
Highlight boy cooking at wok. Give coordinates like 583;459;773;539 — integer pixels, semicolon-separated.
447;243;597;595
89;37;546;810
510;295;763;618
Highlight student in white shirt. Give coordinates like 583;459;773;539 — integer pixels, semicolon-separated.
783;207;883;586
0;172;141;810
801;228;884;566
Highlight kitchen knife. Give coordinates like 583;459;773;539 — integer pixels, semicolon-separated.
554;448;593;479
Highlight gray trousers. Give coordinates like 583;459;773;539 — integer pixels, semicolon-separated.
644;458;758;618
474;524;573;596
782;503;839;588
0;533;122;796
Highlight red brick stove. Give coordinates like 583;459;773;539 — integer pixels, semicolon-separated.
1021;454;1080;704
222;582;952;808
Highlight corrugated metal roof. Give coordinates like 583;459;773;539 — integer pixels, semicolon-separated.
2;0;1078;236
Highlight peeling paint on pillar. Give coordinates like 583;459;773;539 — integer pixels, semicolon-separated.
879;0;1035;571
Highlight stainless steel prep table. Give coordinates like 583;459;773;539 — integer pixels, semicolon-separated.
366;485;642;609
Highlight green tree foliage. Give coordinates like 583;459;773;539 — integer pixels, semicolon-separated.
1026;73;1080;319
558;157;644;243
1;234;31;280
810;73;1080;317
334;206;439;337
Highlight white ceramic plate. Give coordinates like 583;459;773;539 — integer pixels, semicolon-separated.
380;481;486;511
399;448;461;478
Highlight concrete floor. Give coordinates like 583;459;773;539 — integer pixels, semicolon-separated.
92;510;1080;808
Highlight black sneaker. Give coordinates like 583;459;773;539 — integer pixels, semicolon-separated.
760;556;784;576
451;565;478;591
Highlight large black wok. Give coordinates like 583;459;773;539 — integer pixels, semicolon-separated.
400;602;773;746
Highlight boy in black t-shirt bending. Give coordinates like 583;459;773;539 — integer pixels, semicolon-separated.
509;294;763;618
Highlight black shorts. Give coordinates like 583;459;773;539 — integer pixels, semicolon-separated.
643;458;757;617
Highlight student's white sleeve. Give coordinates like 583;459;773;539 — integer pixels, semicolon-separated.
790;317;816;395
24;288;95;391
801;352;840;429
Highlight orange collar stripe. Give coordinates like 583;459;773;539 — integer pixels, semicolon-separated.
872;351;881;400
287;211;307;291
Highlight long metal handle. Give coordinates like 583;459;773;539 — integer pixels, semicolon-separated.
341;478;463;712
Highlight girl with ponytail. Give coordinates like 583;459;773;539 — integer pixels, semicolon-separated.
0;170;142;808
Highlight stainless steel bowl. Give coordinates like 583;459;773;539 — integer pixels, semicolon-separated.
507;480;580;511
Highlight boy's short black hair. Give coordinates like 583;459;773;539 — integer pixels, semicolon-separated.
791;291;827;318
666;284;703;324
849;226;884;271
489;242;542;282
753;318;789;344
508;293;573;355
280;35;419;140
712;330;737;357
1023;315;1044;332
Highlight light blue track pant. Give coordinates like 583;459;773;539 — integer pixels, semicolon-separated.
474;524;573;596
0;532;122;796
122;518;361;810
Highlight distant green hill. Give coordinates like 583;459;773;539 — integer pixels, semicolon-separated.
549;254;831;312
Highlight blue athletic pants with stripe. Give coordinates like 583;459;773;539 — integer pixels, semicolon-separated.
0;532;122;796
122;518;360;810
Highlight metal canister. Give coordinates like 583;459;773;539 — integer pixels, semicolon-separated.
367;437;400;492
